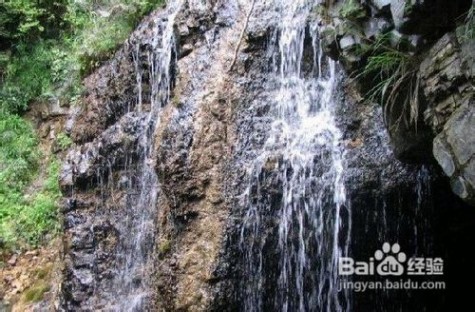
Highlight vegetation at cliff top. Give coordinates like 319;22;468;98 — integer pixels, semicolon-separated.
0;0;164;251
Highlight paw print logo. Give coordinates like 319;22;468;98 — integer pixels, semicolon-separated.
375;243;406;276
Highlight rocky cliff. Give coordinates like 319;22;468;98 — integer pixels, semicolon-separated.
57;0;475;311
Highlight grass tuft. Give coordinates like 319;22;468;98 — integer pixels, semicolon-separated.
158;239;171;257
24;281;50;303
353;33;420;130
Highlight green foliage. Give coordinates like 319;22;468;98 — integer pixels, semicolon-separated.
354;33;420;128
0;113;39;191
1;41;56;113
0;0;69;47
56;132;73;149
67;0;166;75
1;0;166;112
0;112;39;249
22;264;53;302
0;0;165;251
18;159;61;244
340;0;366;21
34;265;51;279
0;153;61;250
0;40;83;115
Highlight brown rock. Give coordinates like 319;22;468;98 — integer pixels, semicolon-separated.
7;256;17;266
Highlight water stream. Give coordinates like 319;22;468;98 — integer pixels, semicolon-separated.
238;1;351;311
109;1;183;310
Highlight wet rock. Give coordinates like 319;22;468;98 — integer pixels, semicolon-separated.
60;1;227;310
73;269;93;289
336;84;422;194
433;102;475;204
390;0;471;37
321;0;474;202
388;122;433;163
390;0;410;31
339;35;360;50
371;0;391;11
445;103;475;166
423;32;474;204
71;252;94;269
60;113;145;191
459;34;475;78
70;228;94;250
178;23;190;36
433;136;455;177
464;158;475;190
180;43;193;57
420;33;472;133
319;25;339;59
363;18;392;38
451;176;471;200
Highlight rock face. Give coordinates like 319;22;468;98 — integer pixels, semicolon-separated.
433;102;475;204
420;31;475;204
420;33;473;133
59;1;243;310
58;0;475;311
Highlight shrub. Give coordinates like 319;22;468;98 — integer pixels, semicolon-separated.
0;112;39;250
0;0;69;48
56;132;73;150
0;113;39;189
20;159;61;246
0;155;61;250
69;0;166;75
0;41;57;113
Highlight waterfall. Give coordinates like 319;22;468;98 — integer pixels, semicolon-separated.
238;0;351;311
414;165;432;255
109;1;183;310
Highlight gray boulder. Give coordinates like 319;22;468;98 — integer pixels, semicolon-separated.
433;102;475;204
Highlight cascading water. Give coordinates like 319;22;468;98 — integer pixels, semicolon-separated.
238;0;351;311
108;1;183;310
